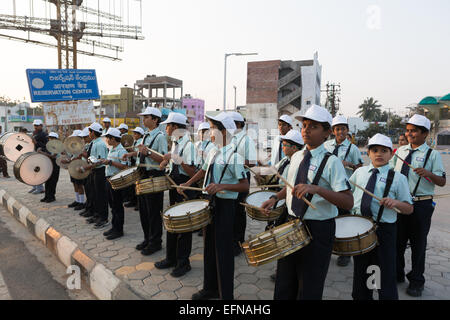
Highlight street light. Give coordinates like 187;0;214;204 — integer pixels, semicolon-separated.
233;85;237;110
223;52;258;111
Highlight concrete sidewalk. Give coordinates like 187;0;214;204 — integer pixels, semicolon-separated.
1;160;450;300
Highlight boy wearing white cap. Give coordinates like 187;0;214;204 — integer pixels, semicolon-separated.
181;112;249;300
262;104;353;300
40;132;61;203
102;117;112;132
118;123;129;136
30;119;48;194
324;115;364;266
349;134;413;300
270;115;294;166
195;122;215;168
391;114;446;297
123;107;168;256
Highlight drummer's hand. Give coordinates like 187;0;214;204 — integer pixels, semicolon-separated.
379;197;399;209
99;159;109;165
292;184;319;199
342;161;355;170
205;183;224;195
160;160;169;170
261;199;276;215
171;153;182;164
122;153;131;161
177;183;189;195
163;153;172;162
413;167;433;178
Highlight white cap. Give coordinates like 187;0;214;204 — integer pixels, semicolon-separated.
132;127;145;136
332;115;348;127
295;104;332;126
71;129;82;137
79;127;90;137
280;129;304;146
33;119;43;126
368;133;393;150
48;132;59;139
105;128;121;138
407;114;431;131
197;122;210;132
118;123;128;130
89;122;103;133
102;117;111;123
206;112;237;131
161;112;188;126
279;114;293;127
137;106;162;118
226;111;245;123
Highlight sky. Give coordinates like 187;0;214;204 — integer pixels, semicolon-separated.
0;0;449;117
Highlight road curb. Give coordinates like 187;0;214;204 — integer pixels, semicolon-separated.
0;188;144;300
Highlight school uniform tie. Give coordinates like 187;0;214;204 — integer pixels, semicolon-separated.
332;144;341;156
400;149;417;178
360;168;379;217
291;149;312;217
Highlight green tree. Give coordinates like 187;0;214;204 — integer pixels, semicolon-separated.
356;123;388;146
357;97;382;121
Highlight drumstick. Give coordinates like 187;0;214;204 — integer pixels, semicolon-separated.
240;202;265;212
244;165;259;176
394;154;432;183
274;171;317;210
165;175;188;199
349;181;402;213
170;184;226;194
253;184;284;189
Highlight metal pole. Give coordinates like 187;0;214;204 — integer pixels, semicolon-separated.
234;86;237;110
223;54;228;111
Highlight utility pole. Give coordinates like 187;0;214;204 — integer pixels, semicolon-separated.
384;107;392;136
322;82;341;117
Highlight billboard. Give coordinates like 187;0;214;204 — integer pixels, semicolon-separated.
26;69;100;102
43;101;96;126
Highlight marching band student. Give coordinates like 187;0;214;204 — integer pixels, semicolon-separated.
78;128;95;218
349;133;413;300
269;115;294;166
155;112;198;277
324;115;364;266
123;127;145;210
391;114;446;297
117;123;129;136
30;119;47;194
102;117;112;132
62;130;83;209
227;111;257;256
79;122;109;229
180;112;249;300
123;108;167;256
102;128;128;240
261;105;353;300
40;132;61;203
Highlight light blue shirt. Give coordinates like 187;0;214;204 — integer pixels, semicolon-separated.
275;156;292;186
324;138;364;178
286;144;350;221
202;144;247;200
138;127;168;172
169;133;198;177
196;139;216;168
90;137;109;168
391;143;445;196
270;135;285;166
105;144;127;177
349;163;412;223
231;130;257;172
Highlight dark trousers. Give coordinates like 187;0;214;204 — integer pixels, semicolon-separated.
92;167;108;221
0;158;8;177
397;199;435;288
106;180;124;232
44;159;60;199
274;218;335;300
203;197;236;300
83;174;94;213
233;172;250;248
352;222;398;300
125;185;137;204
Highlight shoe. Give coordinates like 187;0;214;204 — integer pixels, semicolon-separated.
28;188;36;193
44;198;56;203
192;289;219;300
81;211;94;217
270;273;276;282
134;207;138;211
106;231;123;240
93;220;108;229
406;284;424;297
40;197;49;202
337;256;350;267
136;240;149;251
68;201;79;208
103;228;114;236
141;244;162;256
170;264;191;277
74;203;85;211
32;190;44;194
86;217;97;224
154;259;177;269
124;202;136;208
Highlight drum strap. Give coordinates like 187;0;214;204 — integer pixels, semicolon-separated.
299;152;332;219
343;143;352;161
376;169;396;224
139;131;162;165
411;148;433;197
266;157;290;185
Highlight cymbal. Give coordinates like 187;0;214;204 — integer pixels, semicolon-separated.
55;155;70;169
121;134;134;148
46;139;65;154
68;159;90;179
64;136;84;155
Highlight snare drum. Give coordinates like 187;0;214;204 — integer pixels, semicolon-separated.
135;176;170;195
162;200;211;233
108;167;142;190
13;152;53;186
244;190;285;221
0;132;34;162
241;219;311;267
333;215;378;256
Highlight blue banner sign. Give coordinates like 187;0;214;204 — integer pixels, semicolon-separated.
26;69;100;102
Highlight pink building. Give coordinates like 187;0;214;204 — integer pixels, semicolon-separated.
182;95;205;130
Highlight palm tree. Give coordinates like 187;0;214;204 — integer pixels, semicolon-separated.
357;97;382;121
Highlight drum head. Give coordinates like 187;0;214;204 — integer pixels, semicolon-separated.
16;153;53;185
164;200;209;217
0;133;34;162
110;167;137;180
335;216;374;238
46;139;65;154
246;191;285;208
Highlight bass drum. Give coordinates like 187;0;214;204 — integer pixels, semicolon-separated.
13;152;53;186
0;132;34;162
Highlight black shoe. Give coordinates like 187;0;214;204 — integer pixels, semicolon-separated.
40;197;49;202
45;198;56;203
86;217;97;224
136;240;149;251
141;244;162;256
81;211;94;217
192;289;219;300
103;228;114;236
74;203;85;210
106;231;123;240
337;256;350;267
270;273;276;282
170;264;191;277
154;259;177;269
134;207;138;211
406;284;424;297
124;202;137;208
94;220;108;229
68;201;79;208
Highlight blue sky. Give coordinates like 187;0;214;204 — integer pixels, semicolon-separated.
0;0;449;117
